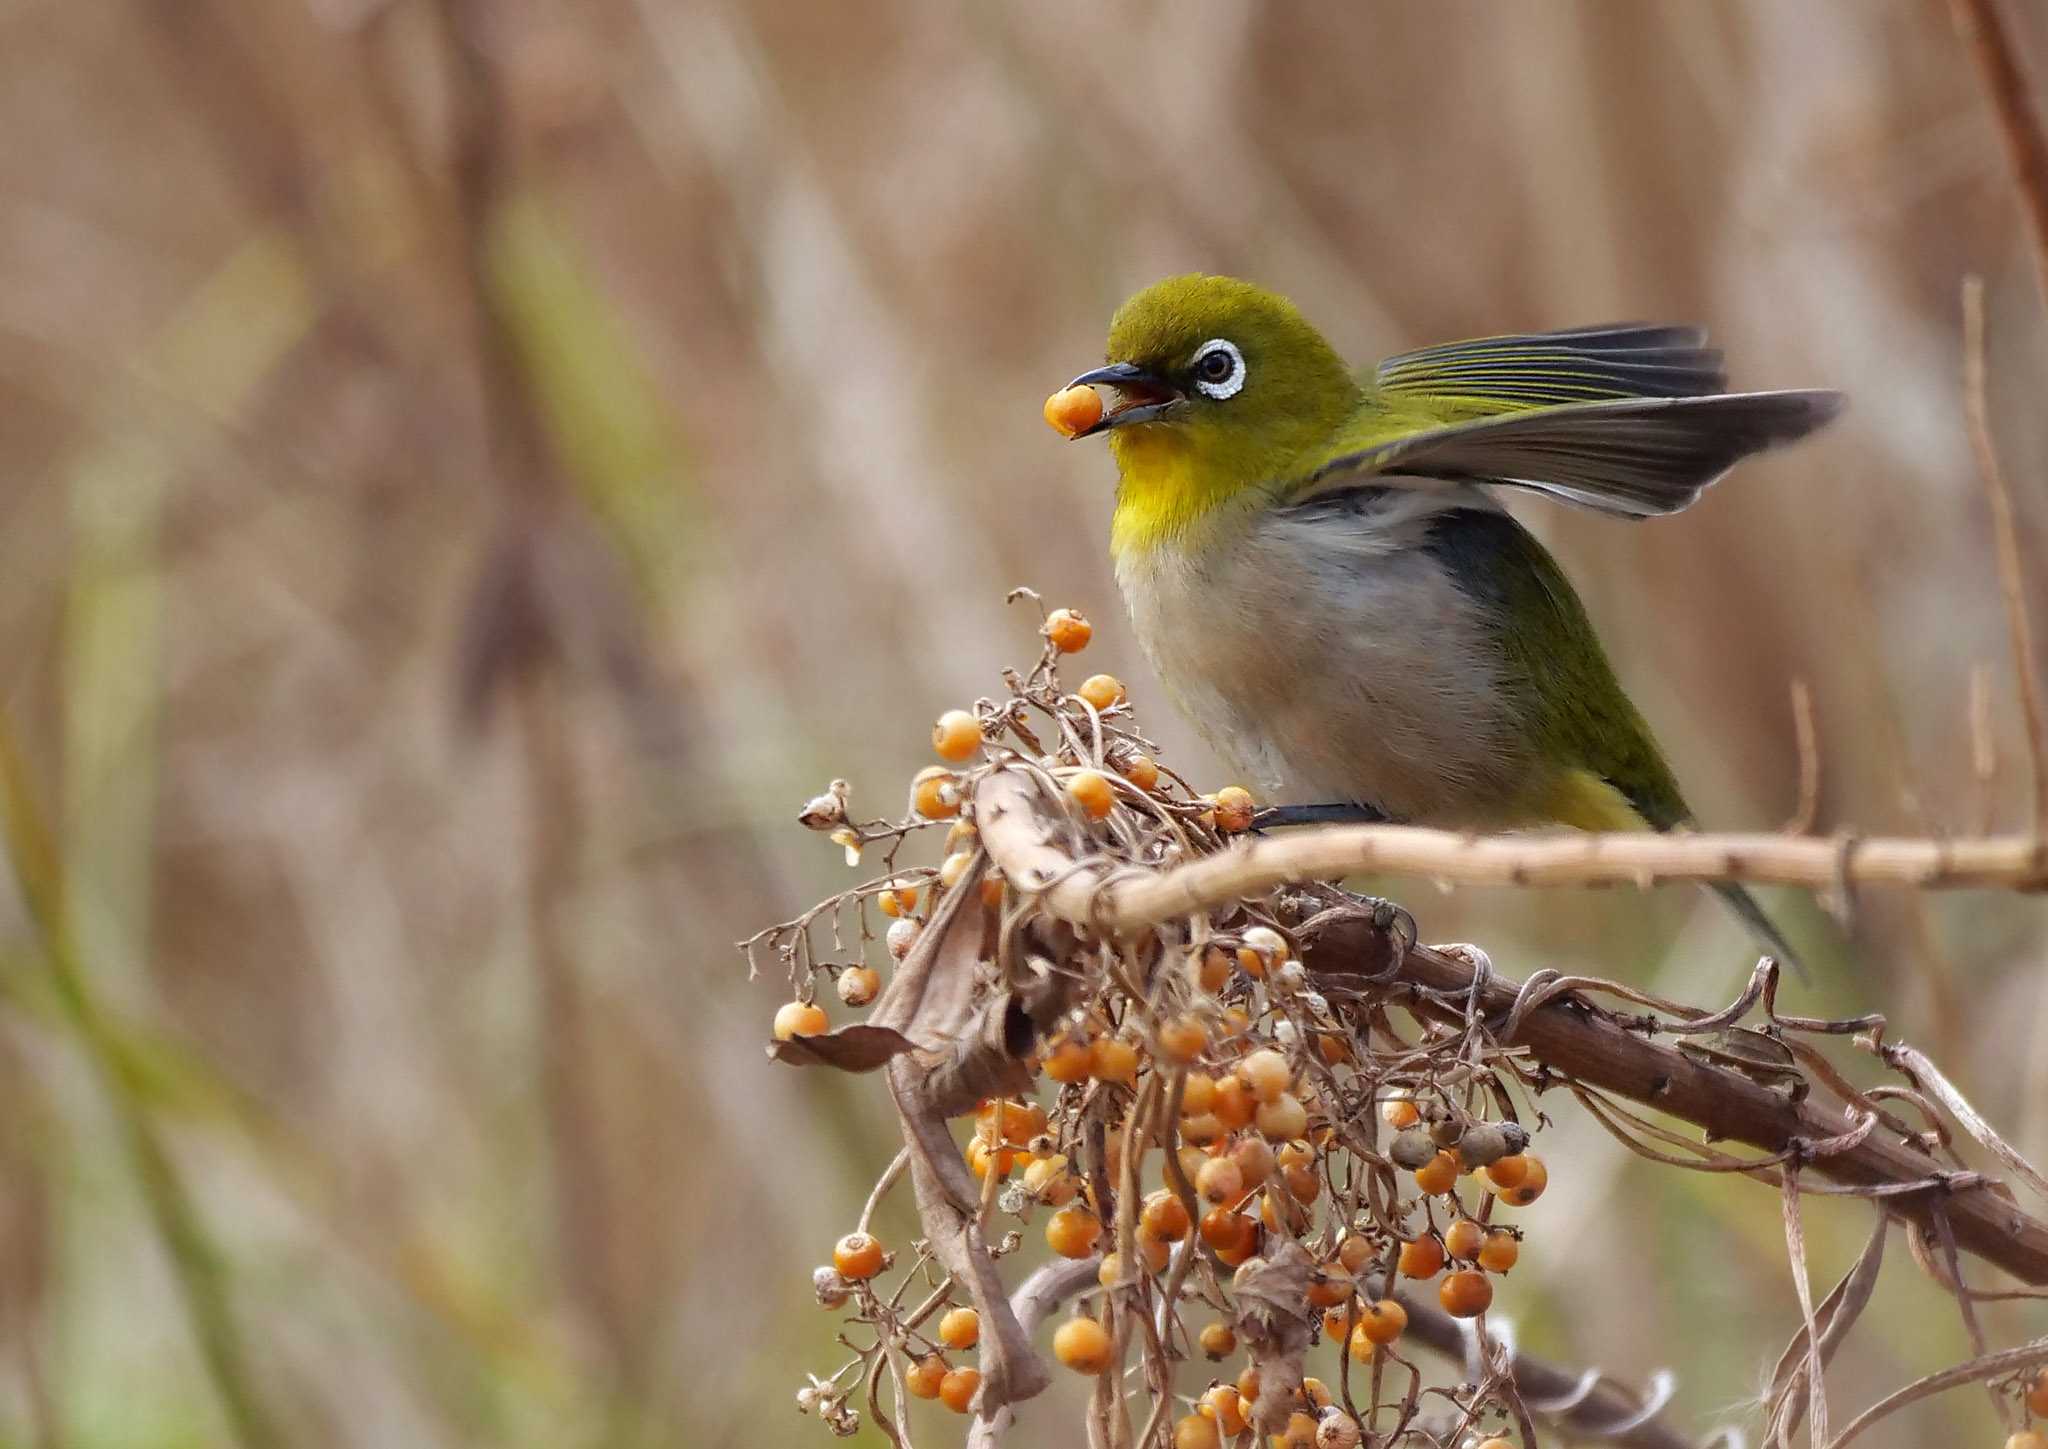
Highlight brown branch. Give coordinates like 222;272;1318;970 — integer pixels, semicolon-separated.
1961;275;2048;831
1950;0;2048;308
973;769;2048;1286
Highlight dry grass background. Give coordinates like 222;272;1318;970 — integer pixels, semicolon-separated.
2;1;2047;1445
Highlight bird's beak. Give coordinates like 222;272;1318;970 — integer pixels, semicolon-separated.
1061;362;1184;438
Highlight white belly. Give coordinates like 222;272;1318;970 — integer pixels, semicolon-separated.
1113;490;1532;825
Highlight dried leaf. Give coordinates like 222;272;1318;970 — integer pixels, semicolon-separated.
1767;1215;1887;1444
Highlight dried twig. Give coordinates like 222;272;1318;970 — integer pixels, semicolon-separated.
1950;0;2048;307
1960;274;2048;831
987;812;2048;916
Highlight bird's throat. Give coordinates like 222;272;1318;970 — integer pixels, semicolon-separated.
1109;427;1240;558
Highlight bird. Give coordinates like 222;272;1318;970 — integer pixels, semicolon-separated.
1046;273;1841;975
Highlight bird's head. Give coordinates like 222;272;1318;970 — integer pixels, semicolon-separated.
1055;275;1361;550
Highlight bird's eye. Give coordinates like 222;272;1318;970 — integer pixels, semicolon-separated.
1190;339;1246;400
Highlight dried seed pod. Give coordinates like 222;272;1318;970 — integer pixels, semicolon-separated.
1457;1124;1509;1170
1389;1129;1438;1170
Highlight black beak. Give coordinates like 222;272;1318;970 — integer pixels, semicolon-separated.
1061;362;1184;438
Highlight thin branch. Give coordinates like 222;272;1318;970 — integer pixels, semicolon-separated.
1950;0;2048;308
973;769;2048;1285
1961;274;2048;831
986;812;2048;922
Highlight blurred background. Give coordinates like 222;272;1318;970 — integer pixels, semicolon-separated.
3;1;2047;1444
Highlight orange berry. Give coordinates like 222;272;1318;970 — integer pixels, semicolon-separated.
1022;1153;1078;1205
1300;1378;1333;1409
1196;1156;1245;1205
1174;1412;1223;1449
1397;1236;1445;1279
939;1306;980;1349
1414;1150;1459;1196
1211;785;1255;832
1316;1412;1363;1449
1096;1251;1123;1287
833;1232;884;1280
1042;1034;1093;1083
980;873;1005;908
1233;1135;1276;1187
1120;751;1160;791
1359;1296;1409;1348
1046;1206;1103;1259
1201;1208;1259;1262
1256;1092;1309;1142
1213;1075;1256;1130
966;1138;1017;1180
1439;1269;1493;1318
938;1365;980;1413
2010;1433;2048;1449
1497;1154;1547;1206
1159;1015;1210;1064
1316;1031;1352;1065
1236;1049;1291;1103
1198;1319;1236;1359
2027;1367;2048;1415
1275;1138;1315;1170
937;849;974;889
1191;946;1232;994
1474;1441;1515;1449
1077;674;1126;712
1134;1229;1172;1272
1053;1315;1114;1374
1478;1229;1520;1273
912;766;961;819
835;966;880;1007
1381;1096;1421;1129
1202;1384;1248;1435
1336;1234;1375;1274
1321;1305;1353;1339
1142;1189;1192;1241
1181;1111;1224;1144
1485;1153;1530;1191
1305;1265;1353;1307
932;709;982;763
999;1100;1047;1146
905;1353;948;1399
773;999;829;1040
1283;1163;1321;1204
1443;1219;1485;1262
1236;1366;1261;1408
1276;1410;1318;1446
1090;1035;1139;1083
1181;1071;1218;1115
876;883;920;918
1044;385;1105;439
1068;768;1117;821
1045;608;1094;653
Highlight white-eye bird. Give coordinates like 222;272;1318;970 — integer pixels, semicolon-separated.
1051;274;1841;970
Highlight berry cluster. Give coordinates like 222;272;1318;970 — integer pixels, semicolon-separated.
752;601;1555;1447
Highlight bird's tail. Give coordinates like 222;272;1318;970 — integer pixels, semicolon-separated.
1709;881;1809;984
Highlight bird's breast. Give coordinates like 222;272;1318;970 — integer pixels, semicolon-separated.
1112;489;1534;824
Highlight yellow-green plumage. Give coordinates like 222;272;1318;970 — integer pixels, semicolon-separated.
1063;274;1840;971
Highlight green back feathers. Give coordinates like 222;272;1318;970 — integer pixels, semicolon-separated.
1419;508;1689;829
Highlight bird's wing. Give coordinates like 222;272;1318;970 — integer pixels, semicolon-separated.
1293;391;1843;519
1374;322;1726;410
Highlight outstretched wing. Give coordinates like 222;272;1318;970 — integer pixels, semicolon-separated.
1375;323;1726;410
1300;390;1843;519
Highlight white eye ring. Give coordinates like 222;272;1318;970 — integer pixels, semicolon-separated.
1190;338;1246;400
